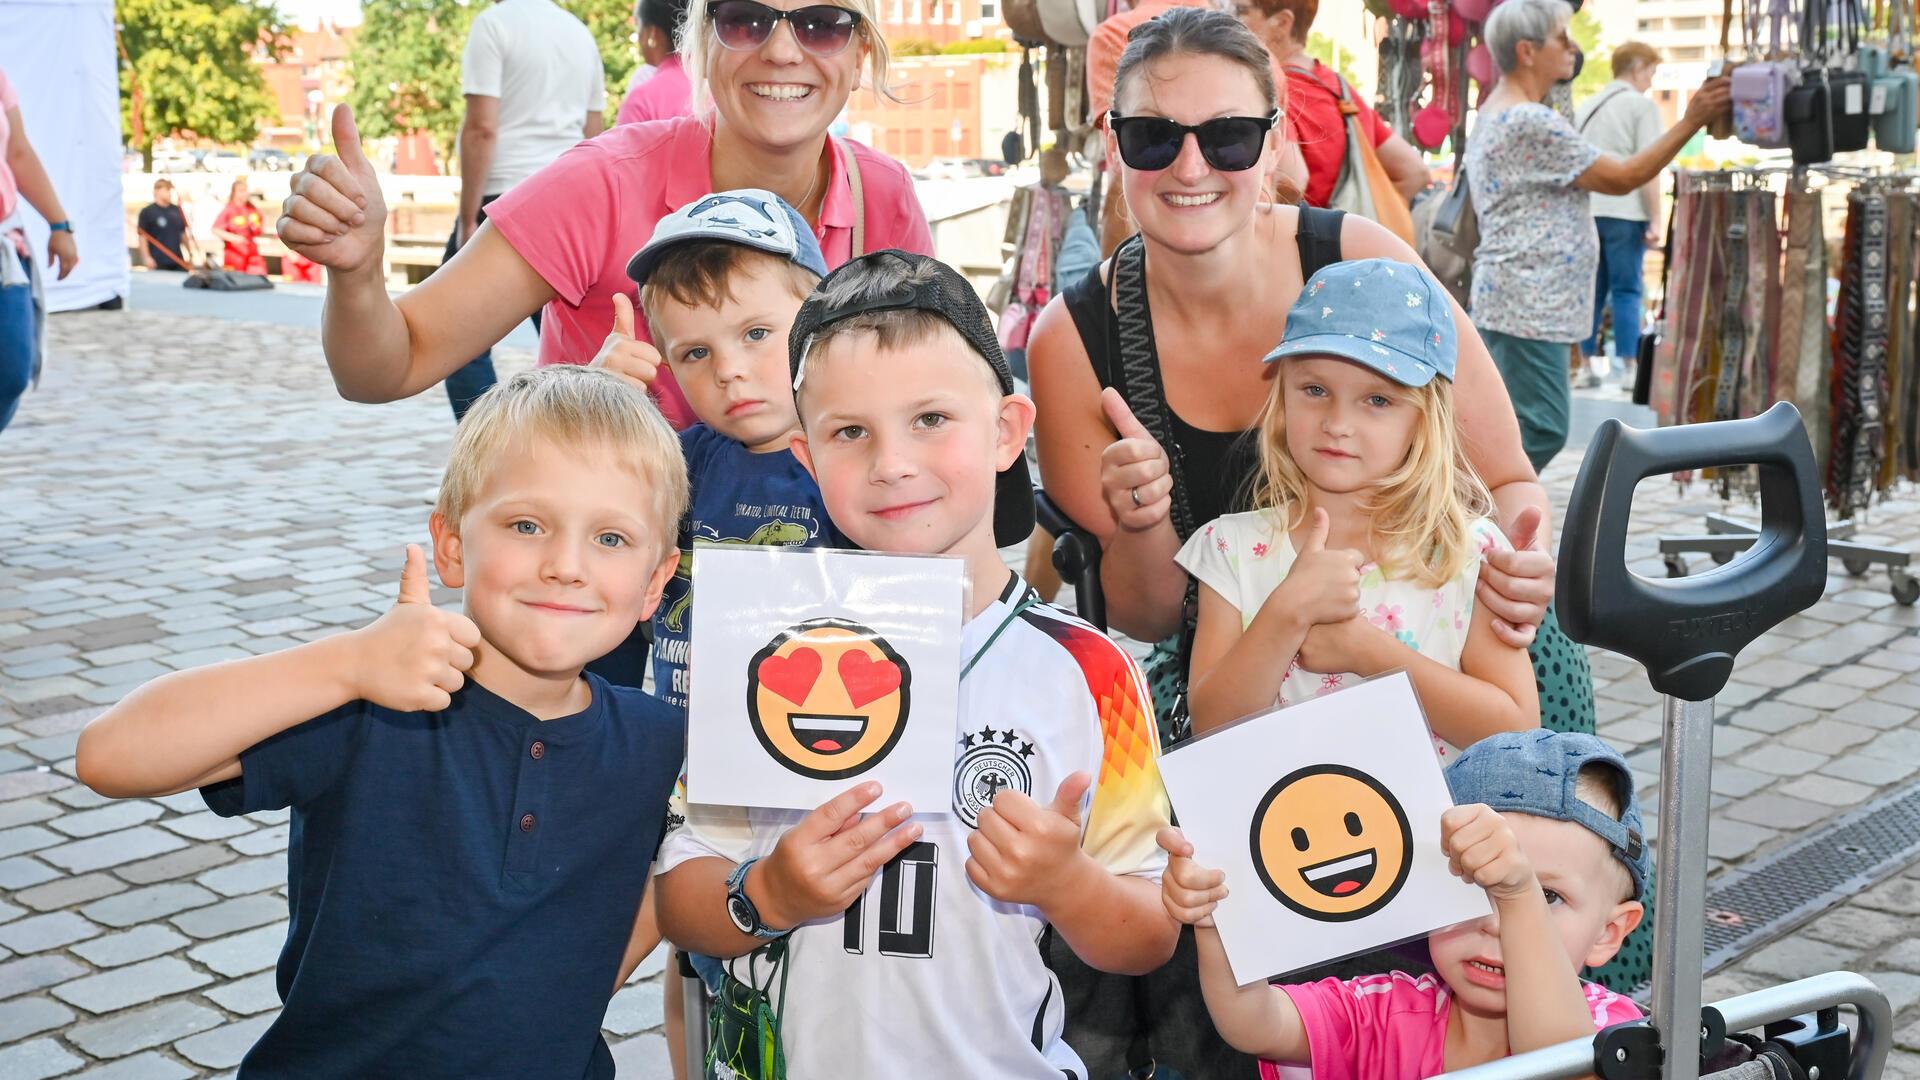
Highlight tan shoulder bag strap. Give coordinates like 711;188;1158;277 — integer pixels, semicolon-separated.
838;137;866;258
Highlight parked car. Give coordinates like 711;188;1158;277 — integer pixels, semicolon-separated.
250;148;294;172
201;150;248;174
152;148;198;174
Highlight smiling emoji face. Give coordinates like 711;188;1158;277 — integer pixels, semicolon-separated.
1250;764;1412;922
747;619;912;779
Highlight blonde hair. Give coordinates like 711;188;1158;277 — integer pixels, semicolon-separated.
1252;371;1492;589
1575;763;1638;902
435;366;689;554
682;0;901;119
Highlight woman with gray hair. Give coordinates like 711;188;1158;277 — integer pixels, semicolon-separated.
1469;0;1727;470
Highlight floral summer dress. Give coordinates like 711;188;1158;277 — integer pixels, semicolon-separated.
1174;508;1510;759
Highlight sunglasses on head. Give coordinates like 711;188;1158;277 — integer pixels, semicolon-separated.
1107;111;1279;172
707;0;863;56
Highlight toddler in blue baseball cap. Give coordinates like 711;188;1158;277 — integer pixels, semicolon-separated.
1157;728;1647;1077
1173;257;1539;756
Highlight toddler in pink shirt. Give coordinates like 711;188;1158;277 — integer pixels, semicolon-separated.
1160;731;1648;1079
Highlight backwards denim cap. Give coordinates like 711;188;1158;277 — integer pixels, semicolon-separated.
1263;257;1457;387
786;249;1035;548
625;189;829;286
1445;729;1650;900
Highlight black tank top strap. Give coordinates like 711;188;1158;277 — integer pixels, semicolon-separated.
1294;203;1348;279
1060;261;1115;391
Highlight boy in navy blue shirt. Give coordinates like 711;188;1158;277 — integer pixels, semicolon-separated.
591;189;839;710
75;366;689;1079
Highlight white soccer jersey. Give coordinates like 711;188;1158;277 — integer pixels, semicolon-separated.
657;575;1171;1080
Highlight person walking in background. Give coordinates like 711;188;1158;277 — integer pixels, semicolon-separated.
443;0;608;422
137;178;198;271
1575;41;1665;388
618;0;693;125
1;61;78;437
1234;0;1430;211
214;178;267;275
1469;0;1725;471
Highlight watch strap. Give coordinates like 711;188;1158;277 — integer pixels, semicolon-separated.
47;222;72;233
726;857;787;940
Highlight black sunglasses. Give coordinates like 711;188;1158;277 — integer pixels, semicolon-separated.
1107;111;1279;172
707;0;863;56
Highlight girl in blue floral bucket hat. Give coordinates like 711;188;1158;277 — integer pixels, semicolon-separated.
1173;257;1540;757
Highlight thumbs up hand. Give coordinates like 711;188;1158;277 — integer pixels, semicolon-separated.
965;771;1094;910
1099;388;1173;533
278;104;386;275
351;545;483;713
1271;507;1367;628
588;293;663;389
1476;505;1553;649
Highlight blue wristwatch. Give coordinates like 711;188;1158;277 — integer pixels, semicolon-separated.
47;221;72;234
725;857;788;940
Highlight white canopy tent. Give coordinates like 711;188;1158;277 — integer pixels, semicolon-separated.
0;0;130;311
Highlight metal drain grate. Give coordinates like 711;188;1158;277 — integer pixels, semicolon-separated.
1630;775;1920;998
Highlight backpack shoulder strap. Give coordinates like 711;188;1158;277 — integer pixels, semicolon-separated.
1294;203;1347;279
1109;235;1197;541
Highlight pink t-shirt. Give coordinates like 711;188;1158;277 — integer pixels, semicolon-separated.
0;66;21;223
486;114;935;428
616;54;692;126
1261;972;1641;1080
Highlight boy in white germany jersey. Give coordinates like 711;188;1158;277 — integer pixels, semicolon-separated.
654;250;1179;1078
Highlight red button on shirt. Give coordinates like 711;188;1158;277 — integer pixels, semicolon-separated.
530;741;545;760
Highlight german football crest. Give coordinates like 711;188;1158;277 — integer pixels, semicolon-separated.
952;725;1036;828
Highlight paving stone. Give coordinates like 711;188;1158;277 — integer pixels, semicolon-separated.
0;995;75;1041
0;1038;85;1080
1735;744;1831;777
14;872;128;912
602;981;664;1036
174;1015;276;1070
0;798;61;829
608;1033;671;1079
1708;764;1774;799
38;826;188;874
1800;903;1913;948
52;956;213;1014
51;787;114;810
0;911;102;954
66;999;225;1058
0;954;86;1001
1869;971;1920;1017
1776;773;1879;806
150;793;205;815
1781;718;1881;754
227;825;288;857
1821;753;1920;786
1859;877;1920;916
1708;726;1765;757
69;1052;196;1080
187;923;287;978
0;771;73;800
113;843;236;886
1739;934;1859;981
15;732;79;761
0;857;59;890
1706;819;1778;861
1777;681;1867;709
0;825;62;859
1827;662;1904;689
1858;728;1920;763
70;924;191;968
48;801;165;839
1722;793;1834;831
203;971;280;1015
157;812;254;842
81;883;218;929
170;894;287;941
196;858;280;898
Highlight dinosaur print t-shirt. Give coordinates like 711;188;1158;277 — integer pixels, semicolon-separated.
651;424;841;710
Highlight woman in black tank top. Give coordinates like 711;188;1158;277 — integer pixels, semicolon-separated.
1022;12;1595;1079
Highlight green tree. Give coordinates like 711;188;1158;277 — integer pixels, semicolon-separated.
1570;8;1610;102
1305;31;1361;88
346;0;477;166
562;0;641;124
116;0;287;170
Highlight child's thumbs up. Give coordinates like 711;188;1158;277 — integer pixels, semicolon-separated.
397;544;432;606
1300;506;1331;553
590;292;661;390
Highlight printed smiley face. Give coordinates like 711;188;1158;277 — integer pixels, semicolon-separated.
1249;764;1412;922
746;619;912;780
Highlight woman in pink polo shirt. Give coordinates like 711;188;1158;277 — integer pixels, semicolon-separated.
277;0;932;428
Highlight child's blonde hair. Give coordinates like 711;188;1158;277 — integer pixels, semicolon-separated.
1252;372;1492;590
435;366;689;552
681;0;902;119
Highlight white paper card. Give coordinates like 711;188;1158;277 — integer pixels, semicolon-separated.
687;546;964;812
1871;83;1889;114
1157;672;1491;986
1846;81;1864;114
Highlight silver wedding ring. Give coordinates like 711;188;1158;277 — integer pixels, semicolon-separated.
1130;487;1142;508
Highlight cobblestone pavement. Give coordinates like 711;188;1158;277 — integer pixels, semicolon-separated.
3;308;1920;1078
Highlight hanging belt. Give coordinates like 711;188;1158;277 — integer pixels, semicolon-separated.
1847;191;1890;515
1713;188;1750;425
